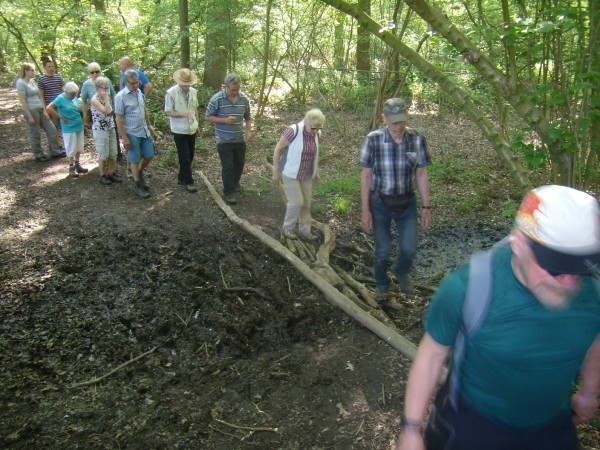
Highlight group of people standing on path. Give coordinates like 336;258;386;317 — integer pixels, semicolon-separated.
15;56;155;190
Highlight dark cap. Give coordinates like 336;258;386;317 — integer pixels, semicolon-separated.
383;98;408;123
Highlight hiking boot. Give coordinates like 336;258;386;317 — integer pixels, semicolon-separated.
107;173;122;183
99;174;112;185
224;195;237;204
379;299;405;312
397;275;414;294
69;165;79;178
375;287;389;303
51;151;67;159
282;228;297;240
126;168;133;181
35;156;50;162
185;184;198;193
298;230;318;241
139;173;149;191
134;185;150;199
75;162;88;174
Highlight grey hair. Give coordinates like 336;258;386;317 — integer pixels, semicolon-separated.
304;108;325;127
224;72;241;86
94;76;110;90
64;81;79;95
87;62;101;74
124;69;139;82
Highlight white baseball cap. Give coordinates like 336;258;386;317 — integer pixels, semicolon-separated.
516;185;600;275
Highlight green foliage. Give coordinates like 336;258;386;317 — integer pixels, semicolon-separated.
314;173;360;197
158;145;178;169
333;198;351;214
312;203;325;215
501;200;518;218
509;131;546;169
428;160;487;185
314;173;359;216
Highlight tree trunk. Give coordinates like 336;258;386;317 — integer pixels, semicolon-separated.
256;0;273;118
356;0;370;83
334;11;345;69
203;0;228;90
179;0;190;68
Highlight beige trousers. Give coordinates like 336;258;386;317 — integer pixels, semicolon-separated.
281;174;313;234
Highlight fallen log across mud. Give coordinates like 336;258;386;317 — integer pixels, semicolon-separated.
198;170;447;376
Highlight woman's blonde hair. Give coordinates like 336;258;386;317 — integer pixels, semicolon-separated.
20;62;35;78
304;108;325;128
87;62;101;74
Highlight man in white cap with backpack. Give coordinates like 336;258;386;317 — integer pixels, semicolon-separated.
398;185;600;450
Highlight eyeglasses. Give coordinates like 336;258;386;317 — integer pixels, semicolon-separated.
310;127;323;131
126;80;140;86
89;70;100;74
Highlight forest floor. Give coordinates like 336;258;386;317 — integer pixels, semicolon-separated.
0;85;599;449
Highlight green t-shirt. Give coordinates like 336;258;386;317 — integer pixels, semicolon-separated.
425;247;600;427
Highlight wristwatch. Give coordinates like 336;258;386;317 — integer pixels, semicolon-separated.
400;414;422;430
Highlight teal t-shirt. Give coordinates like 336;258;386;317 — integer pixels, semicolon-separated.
425;247;600;427
51;94;83;133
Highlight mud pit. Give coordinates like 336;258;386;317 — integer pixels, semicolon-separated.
1;86;599;449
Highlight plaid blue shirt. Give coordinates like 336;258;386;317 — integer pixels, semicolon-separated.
358;127;431;195
114;87;150;138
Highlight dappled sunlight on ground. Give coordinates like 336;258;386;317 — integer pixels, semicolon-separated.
0;115;19;125
0;185;16;216
31;163;75;187
2;211;49;242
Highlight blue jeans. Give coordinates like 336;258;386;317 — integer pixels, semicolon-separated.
217;141;246;196
370;192;417;290
173;133;196;185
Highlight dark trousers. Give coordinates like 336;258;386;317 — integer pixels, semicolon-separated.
217;141;246;195
174;133;196;185
424;379;578;450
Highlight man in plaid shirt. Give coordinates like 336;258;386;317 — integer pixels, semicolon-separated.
359;98;431;301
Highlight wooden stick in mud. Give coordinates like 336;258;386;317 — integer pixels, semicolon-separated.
215;418;278;433
197;171;433;368
70;346;160;388
223;287;272;301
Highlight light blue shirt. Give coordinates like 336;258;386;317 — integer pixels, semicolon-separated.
114;87;150;138
51;94;84;133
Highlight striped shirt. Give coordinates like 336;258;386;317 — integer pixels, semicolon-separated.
205;89;252;143
37;74;64;106
114;87;150;138
283;126;317;180
358;127;431;195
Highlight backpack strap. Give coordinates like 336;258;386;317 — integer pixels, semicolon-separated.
448;236;510;409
